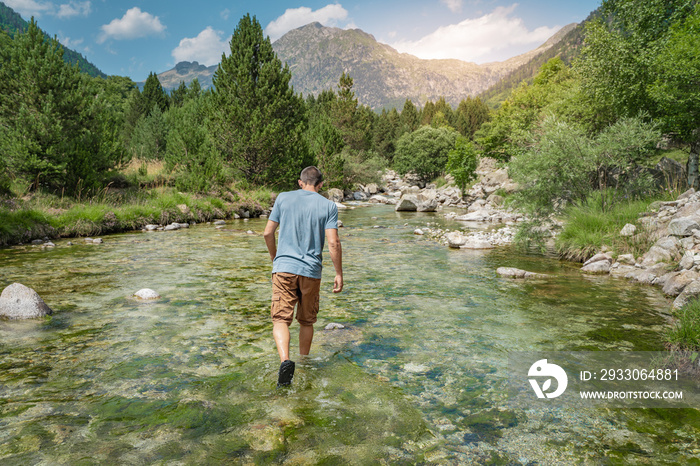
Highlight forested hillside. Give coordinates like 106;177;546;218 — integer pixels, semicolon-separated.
0;2;106;78
479;14;591;108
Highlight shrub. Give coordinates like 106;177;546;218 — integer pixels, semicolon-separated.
393;126;458;181
446;136;478;191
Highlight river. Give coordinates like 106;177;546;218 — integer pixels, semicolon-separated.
0;204;698;464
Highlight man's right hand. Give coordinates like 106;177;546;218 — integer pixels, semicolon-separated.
333;274;343;293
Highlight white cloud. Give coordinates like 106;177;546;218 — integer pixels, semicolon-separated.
4;0;91;19
98;7;166;44
57;1;91;19
172;27;230;66
390;4;560;63
220;8;230;21
3;0;55;17
265;3;349;41
441;0;463;13
58;34;83;49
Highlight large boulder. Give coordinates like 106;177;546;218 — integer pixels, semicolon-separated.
641;236;681;267
673;279;700;310
581;260;611;274
327;188;344;203
663;270;699;297
394;193;438;212
0;283;53;319
668;217;700;237
461;239;494;249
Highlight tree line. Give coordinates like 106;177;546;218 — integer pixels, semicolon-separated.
0;15;491;198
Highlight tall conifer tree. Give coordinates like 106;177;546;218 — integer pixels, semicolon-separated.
210;14;311;188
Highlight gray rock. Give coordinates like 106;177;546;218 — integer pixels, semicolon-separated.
325;322;346;330
84;238;94;243
455;210;491;222
616;254;636;266
414;229;424;235
0;283;53;319
446;231;467;248
366;183;379;195
581;261;611;274
144;224;159;231
668;217;700;236
335;202;348;210
134;288;160;300
487;193;504;206
641;236;681;267
43;242;56;248
663;270;699;296
337;220;343;228
461;239;494;249
395;194;438;212
497;267;548;279
583;253;612;267
214;220;226;226
468;199;487;212
164;224;180;231
31;239;44;245
680;251;695;270
93;238;103;244
619;223;637;236
673;279;700;310
353;191;369;201
327;188;344;203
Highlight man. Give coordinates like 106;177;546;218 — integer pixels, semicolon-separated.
263;166;343;387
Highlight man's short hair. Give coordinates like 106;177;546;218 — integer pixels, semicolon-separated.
300;166;324;187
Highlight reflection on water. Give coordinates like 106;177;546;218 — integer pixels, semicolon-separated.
0;205;697;464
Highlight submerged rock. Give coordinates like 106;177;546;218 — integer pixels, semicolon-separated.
134;289;160;300
324;323;346;330
0;283;53;319
497;267;549;279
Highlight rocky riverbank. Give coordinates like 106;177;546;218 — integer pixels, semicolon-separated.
578;188;700;310
331;159;526;249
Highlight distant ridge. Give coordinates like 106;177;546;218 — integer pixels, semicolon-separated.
150;21;580;110
0;1;107;78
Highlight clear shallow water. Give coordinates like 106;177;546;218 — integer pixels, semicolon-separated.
0;205;698;464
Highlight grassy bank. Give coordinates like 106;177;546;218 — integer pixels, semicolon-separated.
555;192;679;262
0;185;275;246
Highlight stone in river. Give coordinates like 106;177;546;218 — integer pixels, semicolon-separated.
325;323;346;330
0;283;53;319
134;289;160;300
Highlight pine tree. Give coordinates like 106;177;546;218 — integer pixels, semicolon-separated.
400;99;420;133
211;14;311;188
0;19;119;194
142;72;169;115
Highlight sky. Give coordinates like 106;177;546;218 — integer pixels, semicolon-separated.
3;0;601;82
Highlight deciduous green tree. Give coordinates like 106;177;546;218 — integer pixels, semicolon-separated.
393;126;458;181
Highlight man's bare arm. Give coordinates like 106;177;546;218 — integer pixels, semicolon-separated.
326;228;343;293
263;220;279;262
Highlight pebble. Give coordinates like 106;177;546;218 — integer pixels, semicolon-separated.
324;323;345;330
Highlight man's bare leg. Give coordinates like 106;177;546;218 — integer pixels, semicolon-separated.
273;322;291;362
299;324;314;356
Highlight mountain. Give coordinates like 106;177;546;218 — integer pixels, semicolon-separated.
0;2;106;78
149;61;217;91
479;14;594;107
152;21;578;110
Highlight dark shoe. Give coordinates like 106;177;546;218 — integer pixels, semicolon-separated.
277;360;295;387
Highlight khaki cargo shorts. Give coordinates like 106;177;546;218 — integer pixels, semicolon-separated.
271;272;321;326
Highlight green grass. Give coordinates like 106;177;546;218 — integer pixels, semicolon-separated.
667;299;700;351
0;185;275;246
555;194;669;262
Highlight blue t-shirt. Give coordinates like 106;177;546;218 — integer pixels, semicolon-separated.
269;189;338;279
